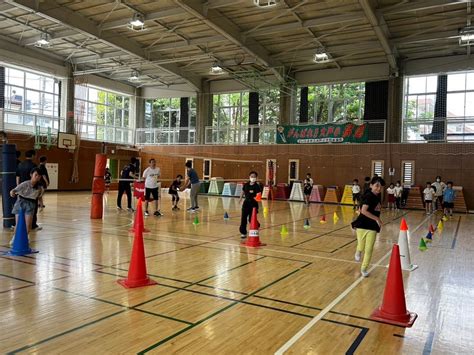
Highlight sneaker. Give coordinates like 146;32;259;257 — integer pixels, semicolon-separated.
32;226;43;231
361;270;369;277
145;211;149;216
127;208;134;212
154;211;162;217
172;206;177;211
187;207;194;211
355;251;361;262
189;208;196;213
175;206;180;210
241;234;247;239
194;206;200;210
117;206;122;210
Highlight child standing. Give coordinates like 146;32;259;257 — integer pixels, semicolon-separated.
104;167;112;193
394;181;403;210
351;176;385;277
303;173;313;205
386;183;395;210
442;181;456;217
9;167;44;245
351;179;361;210
168;175;183;211
423;182;435;215
239;171;261;239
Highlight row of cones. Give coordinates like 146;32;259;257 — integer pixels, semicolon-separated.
319;212;339;224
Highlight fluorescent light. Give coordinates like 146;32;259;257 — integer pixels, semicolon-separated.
35;33;50;47
129;70;140;81
129;13;145;31
459;26;474;46
313;52;329;63
210;63;224;75
254;0;278;7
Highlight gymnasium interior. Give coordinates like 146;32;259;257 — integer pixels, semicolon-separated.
1;0;474;353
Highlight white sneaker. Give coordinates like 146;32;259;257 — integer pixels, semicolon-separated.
355;251;361;262
361;270;369;277
145;211;149;216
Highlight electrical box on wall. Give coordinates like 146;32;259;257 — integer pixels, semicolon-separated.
46;163;59;190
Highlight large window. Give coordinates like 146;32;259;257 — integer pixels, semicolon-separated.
4;66;60;117
74;85;132;144
259;89;280;125
304;82;365;123
403;75;437;121
447;72;474;118
212;92;249;144
144;97;196;129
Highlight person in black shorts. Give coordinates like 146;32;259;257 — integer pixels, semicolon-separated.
239;171;262;239
117;157;137;212
169;175;183;211
303;173;314;205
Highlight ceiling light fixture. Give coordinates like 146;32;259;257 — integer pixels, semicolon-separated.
313;52;329;63
459;26;474;46
35;33;51;48
129;70;140;81
128;13;146;31
254;0;278;7
210;63;225;75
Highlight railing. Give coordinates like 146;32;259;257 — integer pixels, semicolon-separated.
205;120;386;144
402;117;474;142
0;108;65;134
135;127;196;145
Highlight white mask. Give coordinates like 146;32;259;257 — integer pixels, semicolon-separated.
250;177;257;183
437;179;440;182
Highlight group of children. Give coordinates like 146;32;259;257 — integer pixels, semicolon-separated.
351;176;456;217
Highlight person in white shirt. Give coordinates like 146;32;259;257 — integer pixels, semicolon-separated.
386;183;395;210
394;181;403;210
142;158;162;216
431;176;446;211
423;182;435;215
351;179;361;210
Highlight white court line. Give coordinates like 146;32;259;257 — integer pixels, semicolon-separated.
274;215;429;355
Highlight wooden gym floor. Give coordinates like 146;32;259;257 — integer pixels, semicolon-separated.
1;191;473;354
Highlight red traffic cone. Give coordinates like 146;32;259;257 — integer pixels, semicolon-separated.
242;207;266;247
118;225;157;288
400;218;408;231
129;199;150;233
429;224;435;233
371;244;417;327
255;192;262;202
320;215;326;224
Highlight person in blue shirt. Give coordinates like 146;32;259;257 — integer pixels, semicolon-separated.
442;181;456;217
184;161;200;212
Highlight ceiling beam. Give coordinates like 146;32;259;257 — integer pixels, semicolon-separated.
174;0;285;82
147;34;226;53
249;12;367;37
206;0;248;9
5;0;201;91
100;7;185;31
359;0;398;71
393;30;459;45
21;29;77;45
382;0;464;15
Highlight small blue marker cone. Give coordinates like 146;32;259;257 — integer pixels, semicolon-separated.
425;231;433;243
5;209;38;256
304;218;310;229
224;211;229;220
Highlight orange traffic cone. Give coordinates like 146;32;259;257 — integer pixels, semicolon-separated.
118;220;157;288
129;199;150;233
371;244;418;327
242;207;266;247
320;215;326;224
255;192;262;202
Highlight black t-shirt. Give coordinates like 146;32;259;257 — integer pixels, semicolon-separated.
120;163;136;180
16;160;37;183
352;191;382;232
242;182;261;207
38;163;49;187
104;171;112;184
168;179;181;194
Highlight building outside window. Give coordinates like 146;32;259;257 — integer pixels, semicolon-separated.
259;89;280;126
212;92;249;144
74;85;132;144
303;82;365;123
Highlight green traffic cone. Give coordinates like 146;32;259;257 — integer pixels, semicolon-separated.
280;225;288;235
193;215;199;225
419;238;428;251
304;218;310;229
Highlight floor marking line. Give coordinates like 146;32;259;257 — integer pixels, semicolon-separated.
274;215;429;355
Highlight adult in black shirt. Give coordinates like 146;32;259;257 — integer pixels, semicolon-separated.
239;171;262;238
351;176;385;277
117;157;137;211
